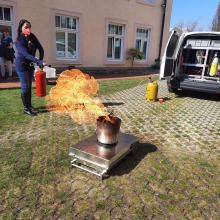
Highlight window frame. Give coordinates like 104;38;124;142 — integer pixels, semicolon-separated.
0;2;16;49
104;18;127;65
107;23;124;61
55;14;79;61
135;28;150;62
0;6;12;21
134;24;152;64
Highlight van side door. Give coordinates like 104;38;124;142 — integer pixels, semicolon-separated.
160;29;182;79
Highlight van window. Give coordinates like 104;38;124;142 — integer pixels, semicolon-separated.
166;33;179;57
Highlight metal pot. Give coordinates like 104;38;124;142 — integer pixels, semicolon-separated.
96;116;121;145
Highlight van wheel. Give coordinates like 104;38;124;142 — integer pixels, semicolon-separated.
168;87;178;93
168;87;182;95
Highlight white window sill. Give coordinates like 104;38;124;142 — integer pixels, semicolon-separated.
135;59;147;62
134;59;149;65
55;58;82;65
56;57;78;61
136;0;156;7
105;59;125;65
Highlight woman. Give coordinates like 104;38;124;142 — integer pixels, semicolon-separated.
16;19;46;116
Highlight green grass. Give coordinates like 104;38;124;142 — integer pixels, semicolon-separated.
0;77;148;130
98;77;148;95
0;76;151;218
96;201;106;209
0;75;220;219
0;86;50;129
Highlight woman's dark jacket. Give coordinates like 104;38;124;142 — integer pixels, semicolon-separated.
15;33;44;72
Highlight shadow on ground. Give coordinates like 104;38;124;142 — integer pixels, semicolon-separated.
176;90;220;101
109;142;157;177
35;103;125;113
35;106;49;113
103;102;124;107
156;96;172;102
0;87;20;90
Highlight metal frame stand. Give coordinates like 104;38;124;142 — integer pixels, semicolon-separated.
69;132;137;179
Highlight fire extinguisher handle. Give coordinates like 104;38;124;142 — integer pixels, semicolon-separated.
39;65;44;69
39;62;47;69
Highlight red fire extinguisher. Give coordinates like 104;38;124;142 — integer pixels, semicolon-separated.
35;67;46;97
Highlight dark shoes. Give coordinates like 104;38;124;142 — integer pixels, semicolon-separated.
23;107;37;116
21;92;38;116
29;105;36;112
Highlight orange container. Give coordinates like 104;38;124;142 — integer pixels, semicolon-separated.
35;70;46;97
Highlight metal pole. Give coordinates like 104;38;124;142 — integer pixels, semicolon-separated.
157;0;167;62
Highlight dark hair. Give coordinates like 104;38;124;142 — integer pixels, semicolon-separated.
16;19;31;41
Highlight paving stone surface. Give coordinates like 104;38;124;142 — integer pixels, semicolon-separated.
1;80;220;219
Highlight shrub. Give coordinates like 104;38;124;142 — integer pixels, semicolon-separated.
126;48;144;67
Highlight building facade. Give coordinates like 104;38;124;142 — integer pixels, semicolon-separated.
0;0;172;68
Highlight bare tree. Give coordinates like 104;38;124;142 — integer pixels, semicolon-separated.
175;21;203;32
188;21;202;31
212;1;220;31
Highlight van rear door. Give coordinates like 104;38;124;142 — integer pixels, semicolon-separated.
160;28;182;79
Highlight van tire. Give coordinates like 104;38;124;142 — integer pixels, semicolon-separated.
168;87;182;95
168;86;178;93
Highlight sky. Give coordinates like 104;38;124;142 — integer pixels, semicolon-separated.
170;0;219;31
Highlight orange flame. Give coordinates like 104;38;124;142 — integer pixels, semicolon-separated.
46;69;109;124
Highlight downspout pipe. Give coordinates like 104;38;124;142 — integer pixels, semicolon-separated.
156;0;167;63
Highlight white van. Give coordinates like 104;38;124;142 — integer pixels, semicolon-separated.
160;28;220;94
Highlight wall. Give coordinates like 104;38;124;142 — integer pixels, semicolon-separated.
5;0;172;67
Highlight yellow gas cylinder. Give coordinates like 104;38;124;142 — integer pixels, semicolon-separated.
146;77;158;101
210;52;218;76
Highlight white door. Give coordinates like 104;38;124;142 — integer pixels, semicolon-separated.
160;28;182;79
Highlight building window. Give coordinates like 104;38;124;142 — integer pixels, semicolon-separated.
0;6;13;40
55;15;79;59
135;28;150;60
107;24;124;60
0;6;11;21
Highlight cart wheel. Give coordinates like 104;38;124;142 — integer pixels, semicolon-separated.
101;173;109;180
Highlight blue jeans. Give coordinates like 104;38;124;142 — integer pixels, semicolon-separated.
16;70;34;94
